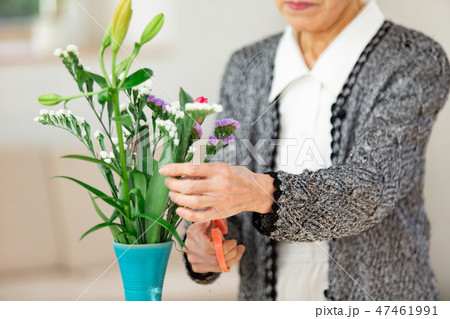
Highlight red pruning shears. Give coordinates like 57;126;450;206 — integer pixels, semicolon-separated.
211;219;230;272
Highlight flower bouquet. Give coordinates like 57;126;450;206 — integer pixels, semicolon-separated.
35;0;239;301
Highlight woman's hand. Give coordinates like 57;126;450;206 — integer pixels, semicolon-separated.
159;162;275;223
185;222;245;273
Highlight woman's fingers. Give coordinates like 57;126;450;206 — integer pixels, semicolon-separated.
185;222;244;273
160;162;213;177
226;245;246;268
165;176;211;195
176;206;219;223
168;191;213;210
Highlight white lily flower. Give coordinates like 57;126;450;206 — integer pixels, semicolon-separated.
188;145;196;154
104;158;112;164
108;152;115;159
173;138;180;146
111;137;119;144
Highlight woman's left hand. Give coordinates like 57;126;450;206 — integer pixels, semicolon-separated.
159;162;275;223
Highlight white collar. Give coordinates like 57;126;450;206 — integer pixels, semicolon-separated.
269;1;385;102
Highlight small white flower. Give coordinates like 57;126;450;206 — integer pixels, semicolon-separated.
62;51;69;58
108;152;115;159
122;127;131;136
93;130;103;139
99;151;108;159
213;104;223;113
66;44;79;56
188;145;196;154
56;109;66;118
111;137;119;144
49;111;55;116
173;138;180;146
135;79;152;98
39;109;49;116
53;48;63;57
123;144;129;151
34;116;41;122
119;103;128;113
118;72;125;81
104;158;112;164
66;110;72;116
185;102;223;114
76;116;85;125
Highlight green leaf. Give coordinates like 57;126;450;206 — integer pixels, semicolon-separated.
86;71;108;88
133;214;186;248
61;154;121;175
89;194;120;242
80;222;127;240
115;56;132;75
121;68;153;90
129;188;145;216
38;94;64;106
109;209;120;222
76;68;89;91
140;13;164;45
179;87;194;110
130;170;147;195
53;176;124;212
112;114;133;128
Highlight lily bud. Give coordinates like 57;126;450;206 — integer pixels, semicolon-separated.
111;0;133;53
101;23;112;49
140;13;164;45
38;94;64;106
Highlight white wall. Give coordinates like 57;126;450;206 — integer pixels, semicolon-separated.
0;0;449;300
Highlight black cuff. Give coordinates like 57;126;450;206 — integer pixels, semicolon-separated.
251;171;282;237
182;234;220;285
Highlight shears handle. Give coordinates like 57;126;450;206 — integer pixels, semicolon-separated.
211;219;230;273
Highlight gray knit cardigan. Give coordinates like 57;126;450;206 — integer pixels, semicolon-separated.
183;21;450;301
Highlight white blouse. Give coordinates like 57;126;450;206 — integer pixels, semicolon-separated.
270;2;385;301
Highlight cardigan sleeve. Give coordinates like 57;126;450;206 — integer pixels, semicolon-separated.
252;46;450;242
183;52;244;284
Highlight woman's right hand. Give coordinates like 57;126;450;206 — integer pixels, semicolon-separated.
184;221;245;273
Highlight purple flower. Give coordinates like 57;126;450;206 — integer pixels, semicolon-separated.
222;134;235;146
194;123;203;138
147;94;169;112
214;118;240;130
208;135;220;146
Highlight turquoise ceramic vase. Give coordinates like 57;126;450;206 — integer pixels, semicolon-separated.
113;241;173;301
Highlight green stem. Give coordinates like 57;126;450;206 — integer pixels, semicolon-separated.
117;45;141;89
99;46;112;87
112;52;131;222
64;88;108;102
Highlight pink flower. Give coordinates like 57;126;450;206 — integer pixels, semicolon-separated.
194;96;208;103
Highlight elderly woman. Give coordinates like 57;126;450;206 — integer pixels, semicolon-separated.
160;0;450;300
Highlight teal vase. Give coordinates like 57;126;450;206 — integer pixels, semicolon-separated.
113;241;173;301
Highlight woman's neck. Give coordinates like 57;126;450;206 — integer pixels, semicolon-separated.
299;0;364;69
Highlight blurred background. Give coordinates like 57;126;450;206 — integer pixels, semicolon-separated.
0;0;449;301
